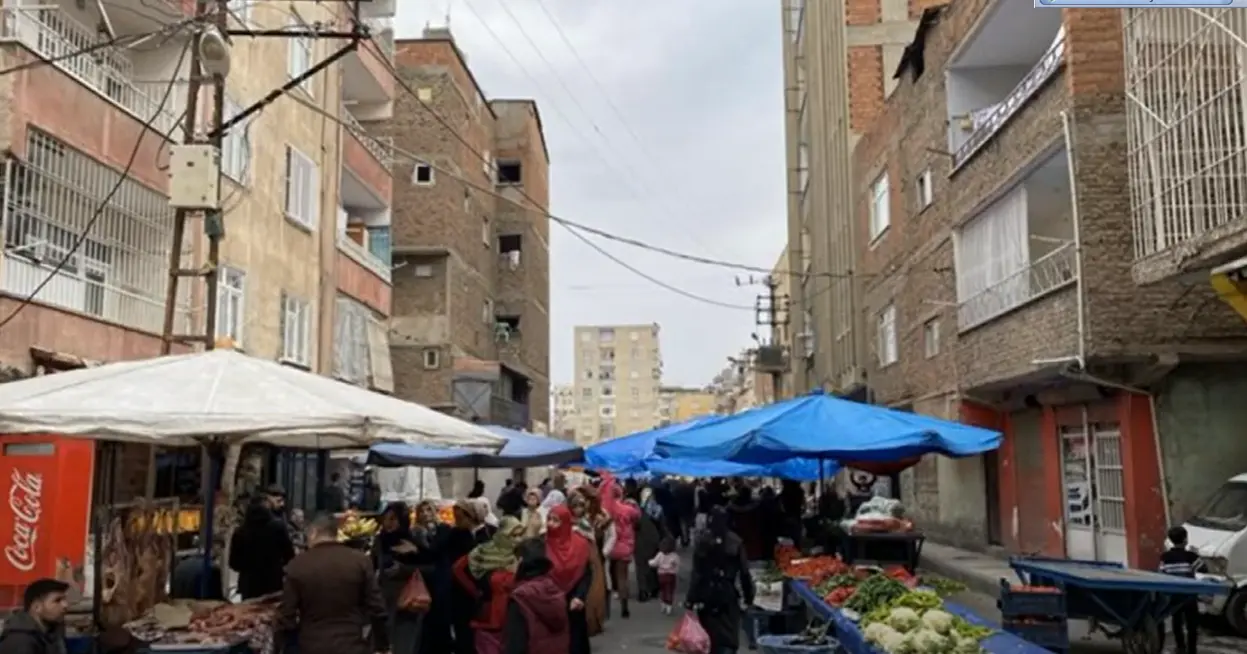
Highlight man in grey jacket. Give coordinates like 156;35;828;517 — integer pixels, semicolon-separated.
0;579;69;654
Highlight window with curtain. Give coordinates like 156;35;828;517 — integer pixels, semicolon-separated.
953;184;1030;327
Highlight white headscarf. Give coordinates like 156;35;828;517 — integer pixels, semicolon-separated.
470;496;499;527
541;490;566;511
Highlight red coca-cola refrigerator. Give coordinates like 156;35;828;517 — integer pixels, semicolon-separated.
0;435;94;609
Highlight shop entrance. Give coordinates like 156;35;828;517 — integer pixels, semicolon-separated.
1059;406;1128;563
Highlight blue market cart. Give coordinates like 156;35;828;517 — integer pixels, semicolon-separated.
1009;557;1231;654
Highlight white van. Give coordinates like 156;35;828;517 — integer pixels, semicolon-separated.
1183;473;1247;634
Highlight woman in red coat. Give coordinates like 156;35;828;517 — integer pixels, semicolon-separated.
503;539;570;654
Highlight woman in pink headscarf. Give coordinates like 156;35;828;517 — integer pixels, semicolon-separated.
599;472;640;618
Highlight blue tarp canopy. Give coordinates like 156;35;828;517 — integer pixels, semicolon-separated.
654;390;1001;465
368;426;584;468
584;419;838;481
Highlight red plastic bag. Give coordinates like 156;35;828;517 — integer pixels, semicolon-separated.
666;612;711;654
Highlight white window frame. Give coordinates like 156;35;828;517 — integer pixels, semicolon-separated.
916;168;933;210
281;294;312;366
876;303;898;367
216;266;245;347
284;145;319;229
869;172;890;241
923;318;940;358
412;163;434;185
222;98;251;183
422;348;440;369
287;25;315;96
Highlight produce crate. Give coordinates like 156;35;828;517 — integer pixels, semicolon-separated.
743;607;803;650
756;634;837;654
1002;619;1069;651
997;579;1067;619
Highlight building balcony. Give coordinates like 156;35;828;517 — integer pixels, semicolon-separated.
955;150;1078;331
1125;8;1247;284
343;17;395;118
490;396;530;430
341;105;393;200
1;130;191;336
946;3;1065;171
336;172;391;314
0;5;187;190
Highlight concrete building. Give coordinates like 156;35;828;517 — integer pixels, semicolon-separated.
0;1;395;504
384;27;551;433
781;0;943;398
772;249;796;399
709;353;775;415
572;324;662;443
551;384;578;440
657;387;716;426
848;2;1247;571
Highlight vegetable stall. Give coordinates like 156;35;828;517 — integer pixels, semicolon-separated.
769;549;1050;654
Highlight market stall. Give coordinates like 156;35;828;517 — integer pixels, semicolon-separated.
767;549;1049;654
0;349;506;652
367;426;584;468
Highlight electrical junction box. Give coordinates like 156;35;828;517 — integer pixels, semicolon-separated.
168;144;221;210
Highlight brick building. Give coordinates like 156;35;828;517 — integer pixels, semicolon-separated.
0;0;395;506
849;2;1247;570
385;27;550;433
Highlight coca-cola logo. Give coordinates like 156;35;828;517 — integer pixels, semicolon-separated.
5;470;42;572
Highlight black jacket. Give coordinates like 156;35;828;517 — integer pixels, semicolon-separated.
0;612;66;654
229;505;295;599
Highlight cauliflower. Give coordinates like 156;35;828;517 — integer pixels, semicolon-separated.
909;628;950;653
952;635;983;654
920;609;954;635
864;622;897;645
885;607;922;632
879;629;911;654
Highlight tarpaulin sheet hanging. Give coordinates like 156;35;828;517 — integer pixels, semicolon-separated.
368;425;583;468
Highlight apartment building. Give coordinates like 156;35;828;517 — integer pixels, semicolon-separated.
710;354;776;416
572;324;662;443
551;384;577;441
781;0;943;397
0;0;396;503
849;2;1247;571
385;27;551;433
772;249;796;398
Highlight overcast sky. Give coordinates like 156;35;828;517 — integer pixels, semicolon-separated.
394;0;788;388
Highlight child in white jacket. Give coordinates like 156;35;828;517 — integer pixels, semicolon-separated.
648;536;680;614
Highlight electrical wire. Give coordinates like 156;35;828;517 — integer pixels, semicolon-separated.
464;0;731;262
364;35;844;281
0;37;194;332
0;21;189;78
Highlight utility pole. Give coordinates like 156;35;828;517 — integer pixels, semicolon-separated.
737;275;791;403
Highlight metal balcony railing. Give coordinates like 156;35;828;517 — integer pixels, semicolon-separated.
953;31;1066;170
956;242;1078;330
490;396;530;430
336;232;391;282
1;131;190;334
364;18;394;60
341;106;392;168
0;6;183;137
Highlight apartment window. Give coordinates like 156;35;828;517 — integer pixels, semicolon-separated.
579;331;591;342
222;98;251;183
923;319;940;358
584;370;594;379
600;405;616;419
916;168;933;210
630;331;640;341
281;293;312;366
601;385;614;397
630;370;639;379
869;172;890;241
482;299;493;324
631;387;640;399
423;348;440;369
284;145;319;229
288;25;314;96
499;234;522;269
412;164;433;185
582;387;593;398
630;347;641;360
496;160;522;184
414;264;433;277
599;328;615;343
216;266;245;346
876;303;898;366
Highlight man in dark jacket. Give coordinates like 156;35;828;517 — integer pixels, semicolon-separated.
0;579;69;654
229;495;295;599
275;514;389;654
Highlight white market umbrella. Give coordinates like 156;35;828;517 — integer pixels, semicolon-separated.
0;349;505;450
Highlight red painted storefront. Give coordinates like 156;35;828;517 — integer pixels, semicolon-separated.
961;392;1167;570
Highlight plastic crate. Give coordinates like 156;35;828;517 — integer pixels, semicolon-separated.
744;607;803;650
756;634;838;654
998;579;1066;618
1003;619;1069;651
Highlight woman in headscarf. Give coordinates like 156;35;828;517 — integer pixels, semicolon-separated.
727;486;766;562
502;539;570;654
446;501;485;654
686;507;754;654
544;505;594;654
452;516;525;654
228;494;294;600
632;487;664;602
412;501;453;654
372;502;427;654
470;497;500;544
520;488;547;540
599;473;640;618
567;490;607;636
